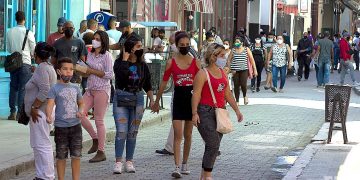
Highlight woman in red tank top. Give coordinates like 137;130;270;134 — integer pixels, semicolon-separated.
192;43;244;180
152;32;201;178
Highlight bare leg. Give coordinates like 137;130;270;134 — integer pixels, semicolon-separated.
173;120;184;167
71;158;81;180
182;121;193;164
56;159;66;180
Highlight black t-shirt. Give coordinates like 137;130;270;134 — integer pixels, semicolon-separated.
118;31;138;48
113;59;152;92
53;37;88;64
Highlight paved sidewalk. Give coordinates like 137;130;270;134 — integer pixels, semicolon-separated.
283;70;360;180
0;99;171;180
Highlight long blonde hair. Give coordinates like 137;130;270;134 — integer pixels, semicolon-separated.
204;43;225;65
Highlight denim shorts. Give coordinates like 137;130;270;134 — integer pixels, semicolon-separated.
54;124;82;159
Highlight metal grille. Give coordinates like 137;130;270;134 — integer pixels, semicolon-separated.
147;62;162;91
325;85;352;123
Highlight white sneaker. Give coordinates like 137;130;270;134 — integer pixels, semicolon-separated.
125;161;136;173
171;167;182;178
353;82;360;87
113;162;123;174
180;164;190;175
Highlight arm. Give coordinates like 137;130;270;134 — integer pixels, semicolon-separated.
153;59;173;112
88;53;114;79
34;67;51;106
45;99;55;124
247;47;257;70
109;43;121;50
287;45;293;68
266;47;273;67
28;31;36;56
191;70;206;126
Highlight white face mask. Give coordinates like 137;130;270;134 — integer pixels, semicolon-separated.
223;45;230;50
255;39;261;44
261;37;267;43
215;57;227;69
92;40;102;49
277;39;283;44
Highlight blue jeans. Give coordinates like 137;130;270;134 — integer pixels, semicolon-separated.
113;90;144;161
317;59;330;86
9;64;32;113
272;65;287;89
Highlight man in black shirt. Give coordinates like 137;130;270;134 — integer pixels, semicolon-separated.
109;20;138;51
296;32;313;81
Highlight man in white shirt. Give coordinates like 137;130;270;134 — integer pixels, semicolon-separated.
6;11;36;120
74;20;87;39
80;19;98;39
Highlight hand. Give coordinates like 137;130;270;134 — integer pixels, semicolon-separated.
149;101;155;112
76;111;85;118
46;115;53;124
224;67;230;74
31;108;42;123
151;101;160;114
236;111;244;122
123;48;130;61
253;70;258;77
288;64;292;70
31;66;36;73
231;71;236;75
192;113;200;127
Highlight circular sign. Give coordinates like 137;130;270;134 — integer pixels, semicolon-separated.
94;13;105;23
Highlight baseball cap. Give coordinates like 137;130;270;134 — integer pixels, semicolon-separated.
57;17;66;27
119;20;131;28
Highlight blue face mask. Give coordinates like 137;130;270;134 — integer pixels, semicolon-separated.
215;57;227;69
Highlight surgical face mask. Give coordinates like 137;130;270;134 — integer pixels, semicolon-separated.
57;70;72;83
215;57;227;69
92;40;102;48
223;44;230;50
179;46;190;55
277;39;283;44
234;42;241;48
134;49;144;58
255;39;261;44
268;38;274;43
64;28;74;38
261;37;267;43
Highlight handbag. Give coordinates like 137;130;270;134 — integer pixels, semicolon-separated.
117;94;137;107
5;30;29;72
17;103;30;125
204;68;233;134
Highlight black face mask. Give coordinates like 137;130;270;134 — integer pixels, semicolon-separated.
179;46;190;55
134;49;144;59
346;37;351;41
304;36;308;39
64;29;74;38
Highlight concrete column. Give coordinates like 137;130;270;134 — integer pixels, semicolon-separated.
321;1;334;34
260;0;272;34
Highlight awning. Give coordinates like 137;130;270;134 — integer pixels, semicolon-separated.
138;21;178;27
341;0;360;14
180;0;214;14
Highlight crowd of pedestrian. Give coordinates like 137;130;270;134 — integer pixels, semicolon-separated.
5;10;360;180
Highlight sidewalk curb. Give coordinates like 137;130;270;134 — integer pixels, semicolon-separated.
354;86;360;96
0;111;171;180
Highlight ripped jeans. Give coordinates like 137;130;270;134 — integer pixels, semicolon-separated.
113;90;144;161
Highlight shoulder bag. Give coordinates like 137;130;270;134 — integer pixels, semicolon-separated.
5;30;29;72
204;68;233;134
17;103;30;125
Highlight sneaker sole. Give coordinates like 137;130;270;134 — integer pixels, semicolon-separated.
180;171;190;175
113;171;122;174
126;170;135;173
172;172;182;178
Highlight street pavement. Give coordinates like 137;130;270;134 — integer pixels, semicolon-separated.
5;68;360;180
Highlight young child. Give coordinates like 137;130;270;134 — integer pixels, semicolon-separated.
46;57;85;180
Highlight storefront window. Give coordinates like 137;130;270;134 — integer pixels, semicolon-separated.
0;0;4;52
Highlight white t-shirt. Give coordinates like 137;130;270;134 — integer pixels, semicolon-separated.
190;38;198;52
153;37;162;46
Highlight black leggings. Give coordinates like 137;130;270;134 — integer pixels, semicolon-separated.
251;60;264;88
233;70;248;102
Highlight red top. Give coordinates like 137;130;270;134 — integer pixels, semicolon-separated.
46;32;64;46
200;69;228;108
163;58;199;86
339;38;351;61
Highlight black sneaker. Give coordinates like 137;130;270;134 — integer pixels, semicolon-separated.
256;87;260;92
271;87;278;93
155;148;174;155
298;76;301;81
251;86;255;93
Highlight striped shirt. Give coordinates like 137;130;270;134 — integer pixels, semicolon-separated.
86;51;114;97
230;48;248;71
